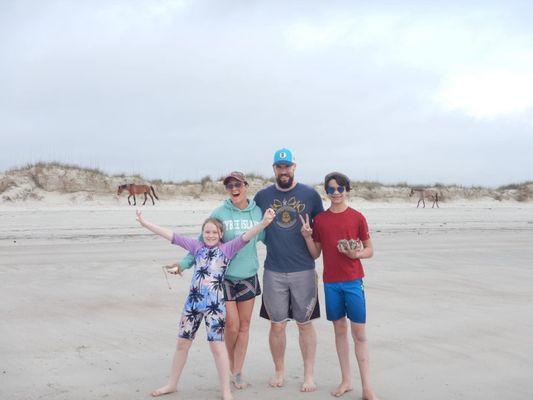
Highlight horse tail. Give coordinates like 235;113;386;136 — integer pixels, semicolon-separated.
150;186;159;200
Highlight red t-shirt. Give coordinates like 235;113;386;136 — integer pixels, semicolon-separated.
312;207;370;283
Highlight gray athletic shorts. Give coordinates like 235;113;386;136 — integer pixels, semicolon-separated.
260;269;320;324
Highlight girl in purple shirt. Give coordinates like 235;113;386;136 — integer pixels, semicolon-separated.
136;209;275;399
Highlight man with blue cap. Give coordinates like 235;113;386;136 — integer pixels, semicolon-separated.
254;148;324;392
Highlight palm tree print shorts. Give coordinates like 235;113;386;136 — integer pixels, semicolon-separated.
178;287;226;342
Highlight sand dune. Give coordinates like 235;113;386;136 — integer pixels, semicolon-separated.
1;162;531;204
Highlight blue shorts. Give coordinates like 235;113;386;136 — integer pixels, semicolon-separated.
324;278;366;323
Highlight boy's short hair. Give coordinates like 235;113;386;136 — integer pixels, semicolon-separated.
324;171;351;192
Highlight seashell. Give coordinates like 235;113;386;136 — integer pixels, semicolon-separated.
348;239;361;250
337;239;349;251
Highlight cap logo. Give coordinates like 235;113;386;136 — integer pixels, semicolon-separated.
279;152;287;159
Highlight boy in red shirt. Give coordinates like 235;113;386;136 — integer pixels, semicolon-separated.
300;172;378;400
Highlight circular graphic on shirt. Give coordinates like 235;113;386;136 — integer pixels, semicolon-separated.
275;205;298;228
271;197;306;229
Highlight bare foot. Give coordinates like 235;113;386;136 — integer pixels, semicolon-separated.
331;382;353;397
222;391;234;400
362;388;379;400
268;371;284;388
300;378;317;392
151;384;176;397
231;372;249;389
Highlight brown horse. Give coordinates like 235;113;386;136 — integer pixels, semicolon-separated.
409;188;440;208
117;184;159;206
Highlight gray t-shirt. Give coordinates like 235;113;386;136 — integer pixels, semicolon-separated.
254;183;324;272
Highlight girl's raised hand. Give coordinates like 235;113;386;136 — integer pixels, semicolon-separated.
135;210;145;226
299;213;313;238
263;208;276;226
135;210;173;241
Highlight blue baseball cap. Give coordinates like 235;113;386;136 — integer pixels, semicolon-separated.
273;148;294;166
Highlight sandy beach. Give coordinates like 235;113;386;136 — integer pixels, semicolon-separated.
1;200;532;400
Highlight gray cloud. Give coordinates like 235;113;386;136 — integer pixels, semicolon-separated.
1;0;532;186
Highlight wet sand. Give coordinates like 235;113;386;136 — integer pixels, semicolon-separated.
1;201;532;399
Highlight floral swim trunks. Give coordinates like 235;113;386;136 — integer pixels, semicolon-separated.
178;286;226;342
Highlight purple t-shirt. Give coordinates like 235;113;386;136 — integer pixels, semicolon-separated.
171;233;247;260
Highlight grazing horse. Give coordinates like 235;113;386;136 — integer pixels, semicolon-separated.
117;184;159;206
409;188;440;208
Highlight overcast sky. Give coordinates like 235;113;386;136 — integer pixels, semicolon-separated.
1;0;532;186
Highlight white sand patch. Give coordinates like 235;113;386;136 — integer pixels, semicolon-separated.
1;202;532;399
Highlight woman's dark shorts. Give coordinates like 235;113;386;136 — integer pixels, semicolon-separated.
223;274;262;302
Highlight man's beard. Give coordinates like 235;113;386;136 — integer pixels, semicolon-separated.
276;174;294;189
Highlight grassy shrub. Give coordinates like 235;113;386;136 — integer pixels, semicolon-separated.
29;170;45;189
498;183;520;190
391;181;409;188
352;181;383;190
0;178;15;194
517;188;530;202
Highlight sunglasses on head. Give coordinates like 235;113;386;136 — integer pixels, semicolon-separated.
225;182;244;190
326;185;345;195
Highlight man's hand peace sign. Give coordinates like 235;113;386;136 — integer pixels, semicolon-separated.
299;213;313;238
